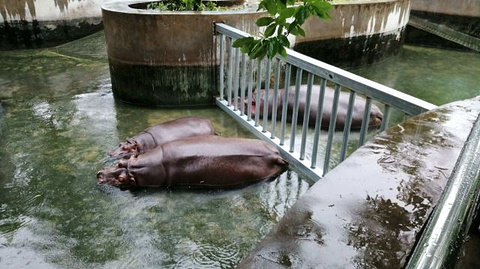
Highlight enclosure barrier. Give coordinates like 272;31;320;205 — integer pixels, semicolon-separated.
406;113;480;269
214;23;437;181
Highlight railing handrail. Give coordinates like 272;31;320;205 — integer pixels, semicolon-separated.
215;23;437;115
406;112;480;269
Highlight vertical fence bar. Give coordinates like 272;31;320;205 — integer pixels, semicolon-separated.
233;48;240;111
240;53;247;115
380;104;391;132
358;97;372;146
247;59;254;121
300;73;314;160
262;59;272;133
254;59;262;126
323;84;341;175
280;64;291;146
219;34;225;100
311;78;327;169
339;90;356;162
289;68;303;153
271;58;281;139
226;37;233;106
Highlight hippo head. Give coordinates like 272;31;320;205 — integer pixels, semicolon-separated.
243;91;266;117
97;160;136;189
369;106;384;129
109;140;138;159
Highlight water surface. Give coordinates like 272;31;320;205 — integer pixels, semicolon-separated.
0;33;309;268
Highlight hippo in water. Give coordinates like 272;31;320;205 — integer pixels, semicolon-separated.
249;85;383;130
98;135;288;189
109;116;215;159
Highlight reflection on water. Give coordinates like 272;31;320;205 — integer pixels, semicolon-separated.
0;33;310;268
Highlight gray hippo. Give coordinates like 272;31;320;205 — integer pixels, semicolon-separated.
98;135;288;189
109;116;215;159
249;85;383;130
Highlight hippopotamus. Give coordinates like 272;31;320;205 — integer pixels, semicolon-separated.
98;135;288;189
109;116;215;159
249;85;383;130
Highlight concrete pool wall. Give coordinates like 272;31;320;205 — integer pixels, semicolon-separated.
294;0;411;67
409;0;480;42
0;0;107;50
103;0;413;107
102;0;265;107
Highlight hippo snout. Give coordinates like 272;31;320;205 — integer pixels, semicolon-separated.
369;108;384;128
96;167;134;188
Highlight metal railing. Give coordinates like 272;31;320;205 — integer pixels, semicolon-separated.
214;23;437;182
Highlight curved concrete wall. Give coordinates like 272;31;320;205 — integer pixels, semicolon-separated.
411;0;480;17
408;0;480;40
103;1;264;107
0;0;107;50
294;0;410;67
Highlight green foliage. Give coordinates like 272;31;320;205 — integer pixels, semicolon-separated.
147;0;218;11
232;0;332;59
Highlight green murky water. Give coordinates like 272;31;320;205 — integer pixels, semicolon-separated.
0;32;309;268
350;45;480;105
0;31;479;268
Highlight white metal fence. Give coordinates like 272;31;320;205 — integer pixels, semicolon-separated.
215;23;437;182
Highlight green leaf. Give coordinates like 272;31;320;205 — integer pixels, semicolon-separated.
288;22;299;35
297;26;306;37
277;0;286;10
256;17;275;26
264;0;277;15
279;46;288;58
277;25;284;36
279;7;296;22
267;39;280;59
257;1;266;11
313;1;332;12
232;37;254;48
278;35;290;47
264;23;277;38
250;43;267;59
312;1;332;18
294;6;308;25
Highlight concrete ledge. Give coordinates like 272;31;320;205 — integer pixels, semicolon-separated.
238;96;480;268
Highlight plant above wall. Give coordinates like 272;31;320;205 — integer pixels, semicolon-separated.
233;0;332;59
148;0;220;11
